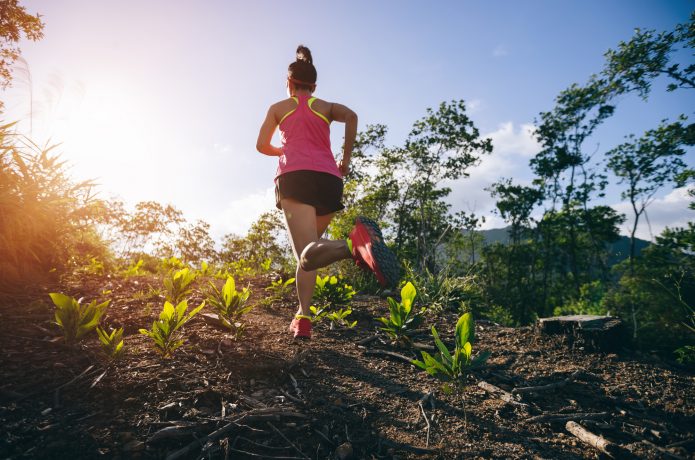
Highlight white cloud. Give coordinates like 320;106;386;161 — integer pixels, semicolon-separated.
445;121;540;226
487;122;540;157
467;99;482;113
492;44;508;57
210;186;277;239
610;186;695;241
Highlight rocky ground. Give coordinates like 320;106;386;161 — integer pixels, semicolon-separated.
1;273;694;459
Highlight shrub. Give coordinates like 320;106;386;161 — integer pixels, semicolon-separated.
49;293;110;344
412;312;489;394
163;267;197;304
205;276;253;338
96;326;124;359
325;308;357;329
378;281;423;344
313;274;356;307
139;300;204;357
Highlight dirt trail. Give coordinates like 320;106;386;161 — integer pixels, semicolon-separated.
1;274;694;459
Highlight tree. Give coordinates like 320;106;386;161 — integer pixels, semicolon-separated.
386;101;492;271
606;119;693;267
0;0;44;110
601;12;695;98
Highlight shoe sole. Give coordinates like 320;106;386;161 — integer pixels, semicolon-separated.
355;217;401;288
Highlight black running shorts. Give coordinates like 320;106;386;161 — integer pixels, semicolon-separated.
275;170;345;216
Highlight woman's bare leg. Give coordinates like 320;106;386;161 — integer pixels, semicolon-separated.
300;211;352;271
281;199;319;317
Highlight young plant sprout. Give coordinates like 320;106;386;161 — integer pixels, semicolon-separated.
163;267;198;304
313;274;356;308
205;276;253;339
96;326;124;359
412;312;489;393
49;293;110;345
325;308;357;329
378;282;423;345
139;300;204;358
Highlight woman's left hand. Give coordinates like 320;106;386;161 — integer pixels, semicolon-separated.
338;160;350;177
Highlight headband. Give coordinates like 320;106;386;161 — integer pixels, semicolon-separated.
288;77;316;88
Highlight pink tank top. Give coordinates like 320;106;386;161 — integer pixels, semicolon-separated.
275;94;342;181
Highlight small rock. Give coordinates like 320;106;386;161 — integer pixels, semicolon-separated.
334;442;353;460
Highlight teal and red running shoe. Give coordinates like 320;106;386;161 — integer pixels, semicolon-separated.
289;315;312;339
348;216;400;288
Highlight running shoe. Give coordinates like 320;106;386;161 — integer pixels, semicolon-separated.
289;315;312;339
348;216;401;288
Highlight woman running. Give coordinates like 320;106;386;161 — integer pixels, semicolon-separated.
256;45;400;339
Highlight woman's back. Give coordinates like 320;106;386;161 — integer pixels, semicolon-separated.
274;94;341;179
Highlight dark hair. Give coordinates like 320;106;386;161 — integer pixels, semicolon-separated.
288;45;317;90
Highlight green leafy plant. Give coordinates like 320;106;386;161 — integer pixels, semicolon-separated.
96;326;124;359
261;277;296;308
412;312;489;394
378;281;423;344
260;258;272;272
205;276;253;338
81;257;105;275
309;305;329;323
124;259;144;277
159;256;186;273
675;345;695;365
325;308;357;329
163;267;198;304
139;300;205;357
403;261;478;311
49;293;110;345
313;274;356;307
199;260;210;276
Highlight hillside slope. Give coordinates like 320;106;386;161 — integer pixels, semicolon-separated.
1;274;693;459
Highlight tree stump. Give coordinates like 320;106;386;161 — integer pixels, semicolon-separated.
537;315;625;352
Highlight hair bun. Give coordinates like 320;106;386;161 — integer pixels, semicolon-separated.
296;45;313;64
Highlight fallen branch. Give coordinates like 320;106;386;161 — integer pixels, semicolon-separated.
477;381;528;409
364;349;415;365
418;401;431;448
528;412;609;424
512;370;581;395
165;410;307;460
356;335;379;346
565;421;620;458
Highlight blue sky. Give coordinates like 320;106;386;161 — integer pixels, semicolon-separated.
4;0;694;241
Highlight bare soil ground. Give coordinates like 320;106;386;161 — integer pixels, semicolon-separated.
1;274;694;459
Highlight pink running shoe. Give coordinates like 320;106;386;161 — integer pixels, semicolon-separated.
289;315;312;339
348;216;401;288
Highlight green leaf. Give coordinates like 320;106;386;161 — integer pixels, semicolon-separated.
400;282;416;313
49;292;75;310
432;326;453;365
387;297;401;327
463;342;472;360
161;302;175;320
455;312;474;349
471;350;491;367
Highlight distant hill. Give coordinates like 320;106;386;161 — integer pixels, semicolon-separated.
475;226;651;267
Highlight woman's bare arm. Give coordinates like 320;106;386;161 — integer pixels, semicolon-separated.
256;107;283;157
329;103;358;175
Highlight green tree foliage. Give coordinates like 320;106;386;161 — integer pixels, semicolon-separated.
329;102;491;275
219;210;293;274
0;0;44;110
601;12;695;98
